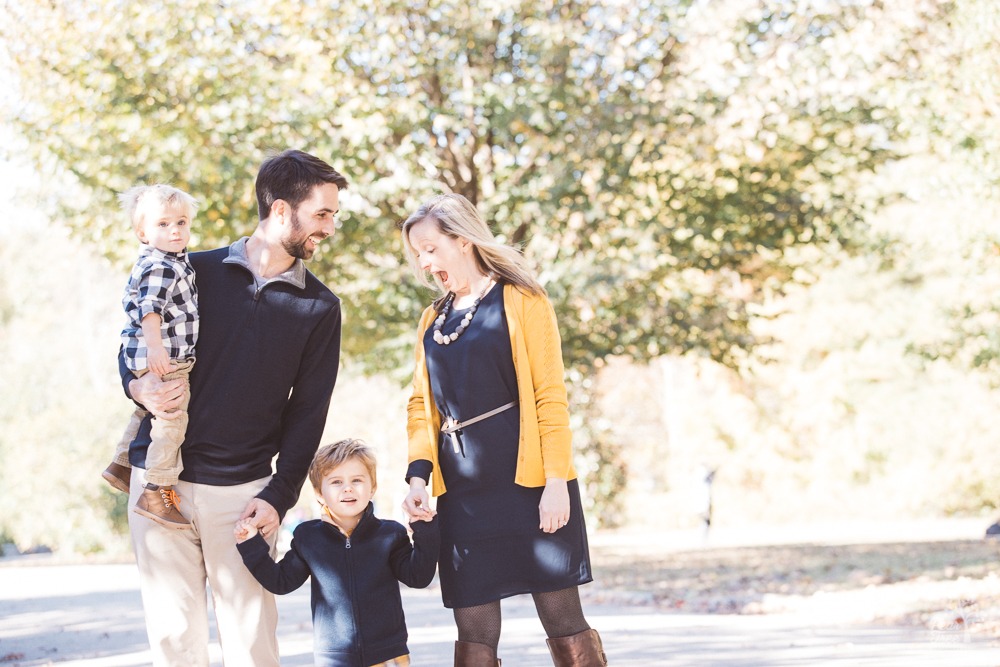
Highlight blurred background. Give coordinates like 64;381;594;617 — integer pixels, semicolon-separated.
0;0;998;557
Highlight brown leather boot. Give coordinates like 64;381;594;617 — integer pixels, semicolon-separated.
133;484;190;529
102;462;131;494
546;629;607;666
454;640;500;666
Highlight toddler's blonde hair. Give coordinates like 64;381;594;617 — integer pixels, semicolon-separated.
119;184;198;235
308;439;378;492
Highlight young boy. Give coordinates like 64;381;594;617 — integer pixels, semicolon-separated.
236;439;440;667
102;184;198;529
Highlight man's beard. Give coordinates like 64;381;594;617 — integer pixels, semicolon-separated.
282;209;315;260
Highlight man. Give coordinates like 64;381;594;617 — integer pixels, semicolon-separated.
119;149;347;666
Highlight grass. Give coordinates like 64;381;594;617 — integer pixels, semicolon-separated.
586;538;1000;637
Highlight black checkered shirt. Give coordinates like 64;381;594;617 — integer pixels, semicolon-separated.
121;246;198;372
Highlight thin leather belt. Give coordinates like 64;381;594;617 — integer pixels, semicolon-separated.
441;400;518;454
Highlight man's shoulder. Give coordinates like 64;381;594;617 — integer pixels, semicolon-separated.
302;270;341;306
189;245;230;267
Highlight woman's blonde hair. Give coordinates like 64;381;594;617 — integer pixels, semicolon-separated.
400;193;545;305
308;438;378;492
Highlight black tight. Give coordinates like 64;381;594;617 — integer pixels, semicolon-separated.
453;600;502;649
453;586;591;651
531;586;591;638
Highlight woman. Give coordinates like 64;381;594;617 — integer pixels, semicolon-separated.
400;194;607;667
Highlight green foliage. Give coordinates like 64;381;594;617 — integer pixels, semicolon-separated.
2;0;914;372
886;0;1000;391
2;0;976;537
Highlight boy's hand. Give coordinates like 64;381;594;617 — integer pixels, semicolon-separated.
146;346;172;377
234;519;258;543
410;508;437;523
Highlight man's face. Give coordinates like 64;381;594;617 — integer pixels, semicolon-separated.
281;183;340;260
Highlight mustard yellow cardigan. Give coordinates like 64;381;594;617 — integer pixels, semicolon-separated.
406;284;578;496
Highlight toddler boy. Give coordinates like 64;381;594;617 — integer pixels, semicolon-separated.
236;439;439;666
102;184;198;529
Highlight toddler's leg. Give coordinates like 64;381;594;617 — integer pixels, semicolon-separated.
103;406;146;493
135;361;194;528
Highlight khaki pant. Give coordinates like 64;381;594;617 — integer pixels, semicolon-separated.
129;470;280;666
113;358;195;487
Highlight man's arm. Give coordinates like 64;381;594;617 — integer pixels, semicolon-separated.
255;301;342;519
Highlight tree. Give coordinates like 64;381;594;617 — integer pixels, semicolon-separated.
2;0;938;524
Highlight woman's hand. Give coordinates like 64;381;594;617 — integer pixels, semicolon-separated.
539;477;570;533
402;478;433;520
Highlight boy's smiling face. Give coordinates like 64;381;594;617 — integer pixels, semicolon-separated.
317;457;374;531
136;198;192;253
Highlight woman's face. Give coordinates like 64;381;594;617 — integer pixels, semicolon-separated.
407;218;479;296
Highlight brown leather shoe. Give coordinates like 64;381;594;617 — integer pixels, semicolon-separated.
102;462;131;494
546;629;607;666
454;640;500;666
133;485;190;529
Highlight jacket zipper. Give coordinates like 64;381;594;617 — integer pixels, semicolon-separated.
344;532;365;666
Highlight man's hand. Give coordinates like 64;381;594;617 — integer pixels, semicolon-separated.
240;497;280;539
129;372;187;420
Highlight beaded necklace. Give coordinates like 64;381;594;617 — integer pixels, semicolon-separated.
432;279;494;345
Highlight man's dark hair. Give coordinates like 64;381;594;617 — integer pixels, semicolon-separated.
255;149;348;220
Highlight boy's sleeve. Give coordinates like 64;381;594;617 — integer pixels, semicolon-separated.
135;261;178;322
389;517;440;588
237;533;311;595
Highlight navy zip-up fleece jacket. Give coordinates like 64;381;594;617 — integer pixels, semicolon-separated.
120;239;342;517
238;504;440;667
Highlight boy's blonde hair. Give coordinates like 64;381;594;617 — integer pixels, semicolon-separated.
118;184;199;235
308;439;378;492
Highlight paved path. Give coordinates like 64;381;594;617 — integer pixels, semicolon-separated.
0;562;998;666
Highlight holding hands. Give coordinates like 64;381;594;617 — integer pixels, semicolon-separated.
234;518;258;544
402;478;437;523
232;497;279;544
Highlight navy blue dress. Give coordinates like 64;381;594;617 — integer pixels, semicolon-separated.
420;284;592;609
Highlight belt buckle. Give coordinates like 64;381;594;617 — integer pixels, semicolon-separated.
442;415;460;434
